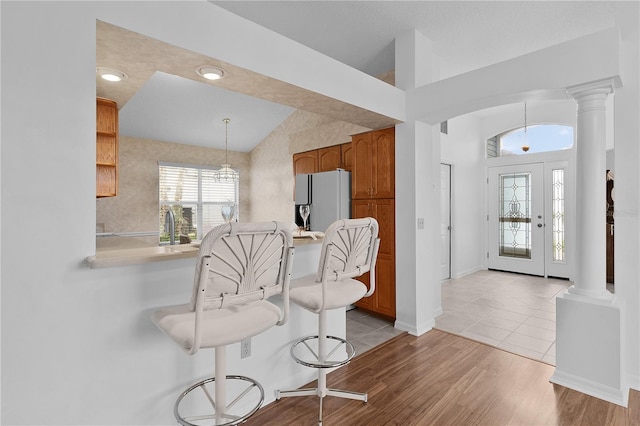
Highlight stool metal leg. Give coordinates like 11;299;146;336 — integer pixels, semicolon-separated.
174;346;265;426
276;311;367;425
216;346;226;423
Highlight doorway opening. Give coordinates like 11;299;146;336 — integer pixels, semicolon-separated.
487;160;572;279
486;123;575;279
441;163;452;280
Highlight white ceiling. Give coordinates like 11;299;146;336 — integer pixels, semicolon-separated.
212;1;617;78
119;72;294;152
112;1;620;151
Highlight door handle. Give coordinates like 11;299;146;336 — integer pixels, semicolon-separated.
537;223;543;228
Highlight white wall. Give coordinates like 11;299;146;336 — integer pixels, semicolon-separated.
0;2;389;424
440;114;484;278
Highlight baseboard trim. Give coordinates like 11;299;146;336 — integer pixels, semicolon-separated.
627;373;640;391
451;266;482;280
550;369;629;407
394;318;434;337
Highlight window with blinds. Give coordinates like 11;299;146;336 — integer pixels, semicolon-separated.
159;162;238;243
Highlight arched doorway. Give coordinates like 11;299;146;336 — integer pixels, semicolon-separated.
486;123;575;279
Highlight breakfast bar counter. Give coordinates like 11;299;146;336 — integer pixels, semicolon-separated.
86;235;323;269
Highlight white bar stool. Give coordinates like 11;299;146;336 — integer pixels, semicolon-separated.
152;221;295;425
276;218;380;425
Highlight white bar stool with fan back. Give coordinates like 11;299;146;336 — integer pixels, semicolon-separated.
276;217;380;425
151;221;295;425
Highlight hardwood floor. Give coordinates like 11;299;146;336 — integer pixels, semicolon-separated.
247;330;640;425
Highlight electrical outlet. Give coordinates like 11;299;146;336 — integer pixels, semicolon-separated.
241;338;251;358
417;218;425;229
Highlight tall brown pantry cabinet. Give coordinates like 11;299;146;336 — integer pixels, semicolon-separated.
351;127;396;319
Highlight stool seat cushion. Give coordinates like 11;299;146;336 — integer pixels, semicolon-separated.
152;300;281;351
289;274;367;312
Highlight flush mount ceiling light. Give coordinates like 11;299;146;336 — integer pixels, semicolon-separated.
195;65;225;81
96;67;128;82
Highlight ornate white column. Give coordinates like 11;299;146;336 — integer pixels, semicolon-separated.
552;79;625;406
567;79;615;300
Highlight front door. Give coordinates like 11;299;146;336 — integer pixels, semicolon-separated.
488;161;571;278
488;163;545;276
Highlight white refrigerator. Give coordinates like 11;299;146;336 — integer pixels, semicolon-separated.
295;169;351;232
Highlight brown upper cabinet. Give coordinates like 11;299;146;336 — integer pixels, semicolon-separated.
352;127;395;199
293;141;353;175
340;142;353;172
96;98;118;198
318;145;341;172
293;150;318;175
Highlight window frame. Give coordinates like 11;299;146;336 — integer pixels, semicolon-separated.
159;161;239;243
493;124;574;157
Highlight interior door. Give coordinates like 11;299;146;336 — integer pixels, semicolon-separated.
488;163;545;276
440;164;451;280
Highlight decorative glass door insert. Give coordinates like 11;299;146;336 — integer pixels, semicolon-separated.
551;168;565;263
499;172;532;259
544;161;571;279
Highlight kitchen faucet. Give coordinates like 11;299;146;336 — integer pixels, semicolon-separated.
164;209;175;245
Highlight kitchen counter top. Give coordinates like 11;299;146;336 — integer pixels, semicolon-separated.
87;237;322;269
86;244;199;269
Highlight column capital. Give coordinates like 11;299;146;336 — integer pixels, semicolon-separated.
566;78;616;100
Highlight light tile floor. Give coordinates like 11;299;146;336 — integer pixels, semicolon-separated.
435;269;571;365
344;270;600;365
346;308;403;357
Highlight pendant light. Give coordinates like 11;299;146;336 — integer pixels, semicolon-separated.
214;118;239;182
521;102;530;152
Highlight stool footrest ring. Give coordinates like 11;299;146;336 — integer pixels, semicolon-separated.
289;335;356;369
174;375;264;426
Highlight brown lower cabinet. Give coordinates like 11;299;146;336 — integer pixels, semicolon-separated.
352;198;395;318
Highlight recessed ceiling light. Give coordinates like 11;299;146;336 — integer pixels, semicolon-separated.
195;65;225;81
96;67;128;82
